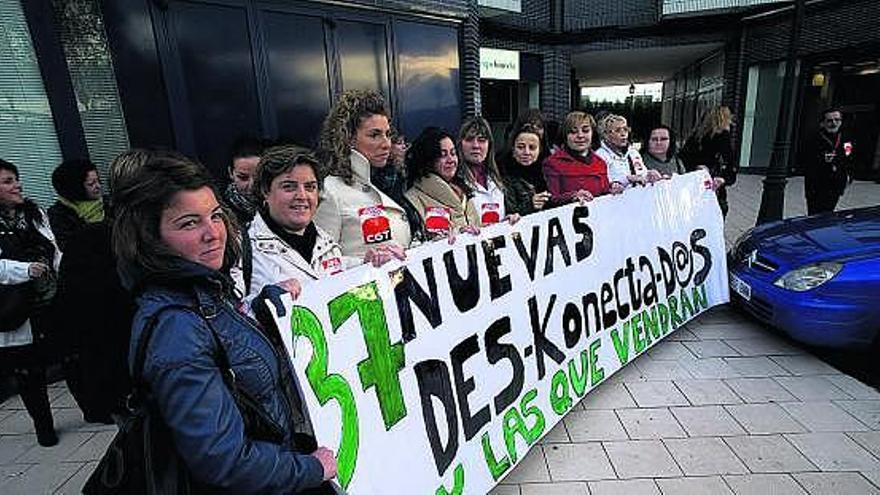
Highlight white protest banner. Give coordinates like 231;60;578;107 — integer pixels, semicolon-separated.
276;171;729;494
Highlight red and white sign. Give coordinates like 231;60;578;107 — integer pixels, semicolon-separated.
424;206;451;234
844;142;853;157
628;150;647;177
358;205;392;244
480;202;501;225
320;257;343;275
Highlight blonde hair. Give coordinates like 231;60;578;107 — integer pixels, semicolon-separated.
316;90;389;184
561;111;597;138
597;114;627;141
695;106;732;139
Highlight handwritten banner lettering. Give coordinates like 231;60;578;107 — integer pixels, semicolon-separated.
277;171;729;494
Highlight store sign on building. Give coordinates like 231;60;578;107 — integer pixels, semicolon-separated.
478;0;521;13
480;48;520;80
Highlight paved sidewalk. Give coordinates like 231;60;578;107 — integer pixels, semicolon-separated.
1;175;878;494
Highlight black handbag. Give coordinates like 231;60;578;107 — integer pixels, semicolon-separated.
82;306;196;495
0;282;33;332
83;304;288;494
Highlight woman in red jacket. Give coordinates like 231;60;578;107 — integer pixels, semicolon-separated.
543;111;623;204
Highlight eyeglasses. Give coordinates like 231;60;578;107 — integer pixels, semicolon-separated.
611;126;631;135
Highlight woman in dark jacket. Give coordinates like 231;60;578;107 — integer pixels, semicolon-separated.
680;106;738;217
111;150;336;493
0;158;60;446
642;125;686;178
499;124;552;216
48;159;106;251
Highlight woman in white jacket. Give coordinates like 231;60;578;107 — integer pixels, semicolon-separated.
314;90;410;268
0;158;61;446
246;147;344;296
457;116;507;226
595;114;661;189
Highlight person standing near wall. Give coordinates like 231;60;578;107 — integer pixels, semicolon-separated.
314;89;411;267
803;108;855;215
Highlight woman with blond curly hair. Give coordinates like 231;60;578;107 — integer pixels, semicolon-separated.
314;90;414;267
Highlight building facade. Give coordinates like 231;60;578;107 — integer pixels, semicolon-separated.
2;0;878;206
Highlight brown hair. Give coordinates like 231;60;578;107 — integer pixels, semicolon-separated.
561;111;597;138
255;145;320;204
316;89;390;184
695;106;733;139
458;116;505;192
112;150;240;276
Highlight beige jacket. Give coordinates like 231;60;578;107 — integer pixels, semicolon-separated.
314;150;412;265
405;173;480;233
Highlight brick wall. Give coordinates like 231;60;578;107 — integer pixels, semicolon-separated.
461;3;482;117
742;0;880;63
563;0;658;30
479;0;552;30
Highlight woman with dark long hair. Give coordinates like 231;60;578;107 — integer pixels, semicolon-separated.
498;124;552;216
405;127;481;239
111;150;337;493
0;158;60;446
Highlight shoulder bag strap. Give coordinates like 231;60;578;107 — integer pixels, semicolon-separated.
241;222;253;296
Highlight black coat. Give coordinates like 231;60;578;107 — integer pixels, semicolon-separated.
680;130;738;185
803;130;854;196
53;221;135;416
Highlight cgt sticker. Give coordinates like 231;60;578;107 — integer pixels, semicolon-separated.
480;203;501;225
321;257;344;275
359;205;392;244
425;206;451;234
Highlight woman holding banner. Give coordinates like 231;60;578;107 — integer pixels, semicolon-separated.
111;150;337;493
498;123;553;216
543;111;614;204
246;146;345;295
405;127;482;239
457;116;507;226
314;89;411;267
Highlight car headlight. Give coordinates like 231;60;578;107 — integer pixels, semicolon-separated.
773;262;843;291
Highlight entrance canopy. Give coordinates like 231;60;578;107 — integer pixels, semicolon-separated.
572;42;723;86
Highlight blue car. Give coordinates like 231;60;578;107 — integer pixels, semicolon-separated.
728;206;880;349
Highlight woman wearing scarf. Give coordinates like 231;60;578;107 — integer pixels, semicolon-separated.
405;127;481;239
48;159;106;251
1;158;61;446
498;123;553;216
595;114;662;189
458;116;508;226
314;89;411;267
